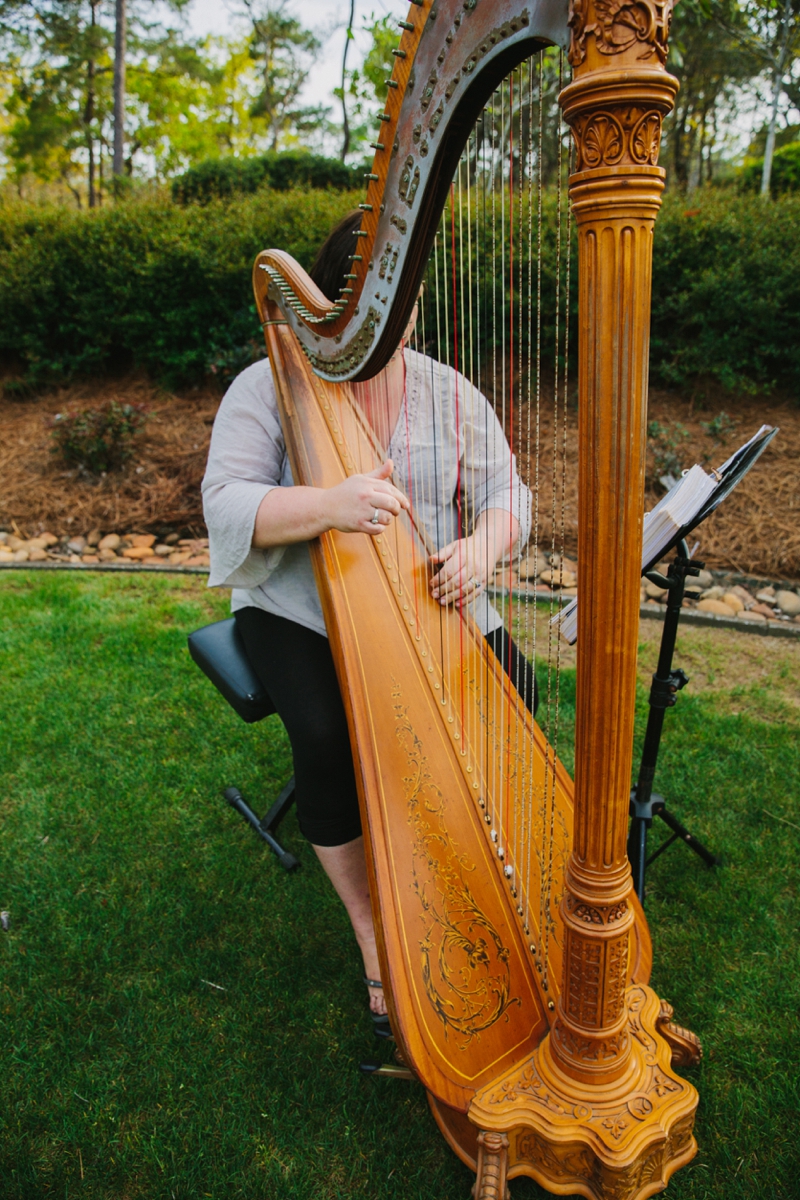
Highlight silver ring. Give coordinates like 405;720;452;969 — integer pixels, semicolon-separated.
469;575;481;588
371;508;380;525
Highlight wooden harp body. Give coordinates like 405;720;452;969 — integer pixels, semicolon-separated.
253;2;701;1197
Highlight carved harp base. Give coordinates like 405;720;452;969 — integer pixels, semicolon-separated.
466;985;699;1200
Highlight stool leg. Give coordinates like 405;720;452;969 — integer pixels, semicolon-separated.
224;786;299;872
258;777;296;837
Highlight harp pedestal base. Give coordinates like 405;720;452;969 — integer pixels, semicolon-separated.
467;984;699;1200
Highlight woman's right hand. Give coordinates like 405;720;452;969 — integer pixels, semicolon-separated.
328;461;410;536
253;461;409;548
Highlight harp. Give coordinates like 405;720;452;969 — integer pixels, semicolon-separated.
252;1;701;1196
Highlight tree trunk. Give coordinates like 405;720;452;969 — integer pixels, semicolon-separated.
761;0;794;198
671;102;689;190
340;0;356;162
86;0;98;208
86;76;96;207
113;0;127;177
707;108;717;182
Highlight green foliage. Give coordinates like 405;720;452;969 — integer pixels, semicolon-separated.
1;0;114;201
739;141;800;195
647;419;691;484
0;187;360;388
0;5;334;202
123;35;272;182
746;121;800;158
0;571;798;1198
50;399;148;473
0;1;205;202
244;3;323;150
341;13;397;128
665;0;757;190
650;192;800;392
700;411;738;440
171;151;363;205
1;189;799;394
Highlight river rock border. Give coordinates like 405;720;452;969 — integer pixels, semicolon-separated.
492;549;800;640
2;530;799;638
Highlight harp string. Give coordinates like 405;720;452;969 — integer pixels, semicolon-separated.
514;63;526;889
535;49;551;956
506;68;520;864
336;52;570;958
449;184;466;740
521;54;537;925
540;48;566;984
460;148;476;760
491;82;499;844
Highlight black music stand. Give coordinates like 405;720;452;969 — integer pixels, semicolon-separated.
627;423;778;902
627;540;720;901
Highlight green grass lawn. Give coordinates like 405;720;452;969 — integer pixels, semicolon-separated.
1;572;798;1200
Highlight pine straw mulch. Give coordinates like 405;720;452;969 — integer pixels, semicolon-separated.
1;376;798;581
515;385;800;582
1;378;218;540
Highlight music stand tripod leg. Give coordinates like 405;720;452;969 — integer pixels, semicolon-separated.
628;540;720;901
650;805;721;870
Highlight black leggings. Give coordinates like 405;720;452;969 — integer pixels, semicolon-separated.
235;607;537;848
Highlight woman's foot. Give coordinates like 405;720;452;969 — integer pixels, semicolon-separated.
364;975;387;1018
361;939;387;1016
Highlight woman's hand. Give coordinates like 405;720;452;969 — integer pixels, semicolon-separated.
429;510;520;608
252;461;408;548
327;461;410;535
429;534;491;608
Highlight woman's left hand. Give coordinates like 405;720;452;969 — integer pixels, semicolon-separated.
429;510;520;608
429;534;492;608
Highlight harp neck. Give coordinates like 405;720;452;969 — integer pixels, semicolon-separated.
254;0;570;382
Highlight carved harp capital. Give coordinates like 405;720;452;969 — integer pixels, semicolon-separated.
568;0;675;71
562;0;678;179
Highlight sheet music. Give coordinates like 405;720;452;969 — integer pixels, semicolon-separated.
552;426;778;645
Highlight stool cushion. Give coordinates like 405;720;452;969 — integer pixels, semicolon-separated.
188;618;276;724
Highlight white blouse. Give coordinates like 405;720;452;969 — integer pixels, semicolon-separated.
202;349;531;638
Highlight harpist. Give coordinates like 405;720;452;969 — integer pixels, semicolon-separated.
202;211;534;1024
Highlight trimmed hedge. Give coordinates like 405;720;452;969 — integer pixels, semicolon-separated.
171;152;365;205
0;189;360;389
0;189;798;394
650;192;800;393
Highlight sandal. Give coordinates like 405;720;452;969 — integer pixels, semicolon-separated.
364;976;391;1033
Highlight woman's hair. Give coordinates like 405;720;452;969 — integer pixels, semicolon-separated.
308;210;363;302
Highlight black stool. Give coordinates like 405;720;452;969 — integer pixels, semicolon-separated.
188;617;299;871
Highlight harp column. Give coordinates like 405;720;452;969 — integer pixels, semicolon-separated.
545;0;700;1181
553;0;680;1090
471;3;699;1198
